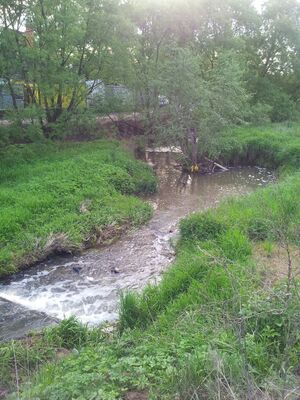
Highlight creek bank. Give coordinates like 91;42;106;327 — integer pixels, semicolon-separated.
217;124;300;171
3;124;299;400
0;140;156;279
0;150;275;341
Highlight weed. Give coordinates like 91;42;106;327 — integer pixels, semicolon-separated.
45;316;89;349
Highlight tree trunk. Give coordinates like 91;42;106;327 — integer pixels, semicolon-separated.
6;80;19;111
189;128;198;165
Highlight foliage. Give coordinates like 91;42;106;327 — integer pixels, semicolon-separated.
246;0;300;122
180;212;227;242
0;0;132;134
217;123;300;170
124;0;300;160
11;168;300;399
46;317;89;350
0;317;104;393
0;124;299;399
157;48;249;161
218;228;252;262
1;0;300;397
49;110;98;140
0;140;156;277
0;0;299;148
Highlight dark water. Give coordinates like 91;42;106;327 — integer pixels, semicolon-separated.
0;152;275;341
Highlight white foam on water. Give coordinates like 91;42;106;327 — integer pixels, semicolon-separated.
0;166;276;335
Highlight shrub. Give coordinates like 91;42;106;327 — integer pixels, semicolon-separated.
180;213;227;242
115;159;157;194
50;109;98;140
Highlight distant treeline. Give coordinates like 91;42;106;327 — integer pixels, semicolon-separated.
1;0;300;151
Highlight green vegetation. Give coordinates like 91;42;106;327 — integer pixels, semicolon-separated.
9;182;300;399
218;123;300;172
0;140;156;277
1;0;300;163
2;124;299;399
1;0;300;397
0;316;105;395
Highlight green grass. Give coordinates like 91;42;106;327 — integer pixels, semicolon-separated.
2;123;300;399
10;174;300;398
0;140;157;277
0;316;106;394
217;122;300;173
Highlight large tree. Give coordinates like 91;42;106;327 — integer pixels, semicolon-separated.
245;0;300;121
0;0;131;128
156;47;249;164
125;0;255;162
1;0;299;143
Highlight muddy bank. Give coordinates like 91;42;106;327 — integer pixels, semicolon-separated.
0;152;275;340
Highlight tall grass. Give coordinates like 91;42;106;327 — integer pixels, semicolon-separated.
217;122;300;172
0;140;157;277
3;123;300;399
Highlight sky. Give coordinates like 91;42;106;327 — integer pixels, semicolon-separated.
253;0;263;10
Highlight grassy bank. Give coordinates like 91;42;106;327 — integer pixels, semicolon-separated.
4;172;299;399
0;140;156;278
2;124;300;399
217;122;300;172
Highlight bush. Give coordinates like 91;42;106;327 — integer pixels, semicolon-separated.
180;213;227;242
50;109;98;140
0;107;45;146
114;158;157;194
100;165;135;194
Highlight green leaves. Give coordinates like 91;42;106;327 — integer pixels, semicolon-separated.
0;0;132;125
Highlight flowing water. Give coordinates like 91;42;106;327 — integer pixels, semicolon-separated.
0;152;275;341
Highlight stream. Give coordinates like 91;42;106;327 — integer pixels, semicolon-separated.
0;152;275;341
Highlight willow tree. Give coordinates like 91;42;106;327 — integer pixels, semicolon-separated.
125;0;258;155
157;48;249;165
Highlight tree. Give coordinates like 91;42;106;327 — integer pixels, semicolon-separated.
156;47;249;164
125;0;173;134
0;0;27;111
125;0;268;150
0;0;132;131
246;0;300;121
1;0;299;143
